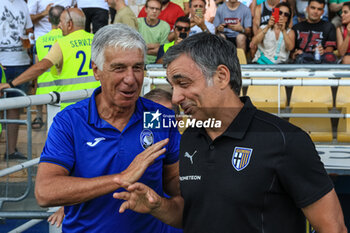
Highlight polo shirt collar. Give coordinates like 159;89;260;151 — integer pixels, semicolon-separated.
88;87;145;130
197;96;256;140
222;96;257;139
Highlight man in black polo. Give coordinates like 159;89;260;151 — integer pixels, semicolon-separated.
113;33;348;233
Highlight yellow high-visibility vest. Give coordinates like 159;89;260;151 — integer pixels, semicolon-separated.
56;30;100;109
35;28;63;95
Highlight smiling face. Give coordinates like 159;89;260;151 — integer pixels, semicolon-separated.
166;54;221;120
93;47;145;109
306;1;324;23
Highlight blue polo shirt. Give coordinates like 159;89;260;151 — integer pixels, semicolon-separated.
40;87;181;233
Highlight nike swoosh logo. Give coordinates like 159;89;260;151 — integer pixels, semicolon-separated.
86;137;106;147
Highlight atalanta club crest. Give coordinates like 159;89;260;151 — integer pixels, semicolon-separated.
140;129;154;149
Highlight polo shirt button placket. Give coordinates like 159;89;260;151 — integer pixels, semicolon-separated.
209;145;214;150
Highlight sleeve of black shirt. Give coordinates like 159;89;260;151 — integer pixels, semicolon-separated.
276;128;334;208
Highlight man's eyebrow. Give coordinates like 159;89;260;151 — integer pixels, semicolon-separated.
172;74;187;80
109;62;144;68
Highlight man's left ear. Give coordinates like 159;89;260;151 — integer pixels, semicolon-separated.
91;61;101;81
214;64;230;90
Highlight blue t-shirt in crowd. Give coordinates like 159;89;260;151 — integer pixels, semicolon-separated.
40;87;181;233
213;2;252;39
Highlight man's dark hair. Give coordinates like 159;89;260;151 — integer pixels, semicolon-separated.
189;0;207;8
49;5;65;26
175;16;190;26
308;0;325;7
343;1;350;9
163;33;242;95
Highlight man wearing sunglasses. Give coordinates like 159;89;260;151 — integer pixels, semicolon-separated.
0;8;100;109
156;16;191;63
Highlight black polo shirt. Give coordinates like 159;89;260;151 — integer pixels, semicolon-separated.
179;96;333;233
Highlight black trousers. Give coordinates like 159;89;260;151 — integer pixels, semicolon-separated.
82;7;109;34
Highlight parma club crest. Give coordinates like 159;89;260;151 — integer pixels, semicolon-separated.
232;147;253;171
140;129;154;149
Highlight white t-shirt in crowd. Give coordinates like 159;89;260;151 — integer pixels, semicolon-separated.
190;21;215;36
0;0;33;66
27;0;74;39
76;0;109;10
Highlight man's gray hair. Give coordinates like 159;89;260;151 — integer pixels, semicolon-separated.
163;33;242;95
91;24;147;70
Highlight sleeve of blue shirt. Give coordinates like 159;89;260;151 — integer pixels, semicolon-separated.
40;113;76;172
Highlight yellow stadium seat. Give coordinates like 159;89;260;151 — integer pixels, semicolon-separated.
246;84;287;113
337;103;350;142
290;83;333;108
237;48;247;65
289;102;333;142
336;86;350;108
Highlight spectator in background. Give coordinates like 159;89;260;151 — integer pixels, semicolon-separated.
27;0;74;39
189;0;216;35
27;0;74;129
33;5;64;130
292;0;337;63
294;0;329;24
168;0;214;41
0;0;33;160
214;0;252;51
329;0;347;27
138;0;170;64
156;16;191;63
76;0;109;33
0;8;100;109
336;2;350;63
253;0;282;35
138;0;185;29
107;0;138;30
251;2;295;63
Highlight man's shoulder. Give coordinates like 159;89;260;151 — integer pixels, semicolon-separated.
320;20;336;30
292;21;308;31
159;19;171;29
55;98;90;123
253;109;301;134
238;2;250;11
